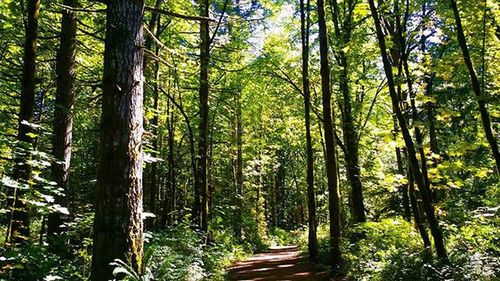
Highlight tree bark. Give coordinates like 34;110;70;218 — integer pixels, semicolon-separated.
317;0;342;268
91;0;145;279
234;91;243;238
395;144;411;221
168;100;177;225
408;163;431;249
301;0;318;262
331;0;366;224
402;58;433;203
368;0;447;260
450;0;500;175
9;0;41;244
148;11;162;229
195;0;210;232
47;0;78;248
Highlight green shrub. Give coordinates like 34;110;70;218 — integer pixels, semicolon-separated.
301;218;499;281
111;222;250;281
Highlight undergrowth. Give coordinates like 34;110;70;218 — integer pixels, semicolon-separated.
298;217;499;281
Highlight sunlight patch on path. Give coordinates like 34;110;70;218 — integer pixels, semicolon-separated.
228;246;329;281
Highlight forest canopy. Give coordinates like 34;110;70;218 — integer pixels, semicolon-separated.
0;0;499;280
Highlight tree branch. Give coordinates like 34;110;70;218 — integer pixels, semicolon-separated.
145;6;215;22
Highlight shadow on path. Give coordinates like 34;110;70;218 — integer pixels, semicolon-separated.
227;246;330;281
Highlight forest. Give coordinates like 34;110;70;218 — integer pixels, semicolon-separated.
0;0;499;280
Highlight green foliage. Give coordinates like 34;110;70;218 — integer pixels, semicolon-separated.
0;242;91;281
301;218;500;281
1;0;499;279
268;227;299;246
110;223;250;281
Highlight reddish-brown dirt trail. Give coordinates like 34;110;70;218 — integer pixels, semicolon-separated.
227;245;330;281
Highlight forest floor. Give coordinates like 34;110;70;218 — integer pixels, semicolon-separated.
227;245;331;281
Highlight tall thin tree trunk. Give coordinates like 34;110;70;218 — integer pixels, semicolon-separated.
402;59;433;203
168;102;176;224
368;0;447;260
207;134;214;220
340;57;366;224
301;0;318;262
143;0;163;72
395;135;411;221
331;0;366;224
408;163;431;249
317;0;342;268
195;0;210;232
271;170;278;227
161;96;176;227
234;91;243;238
421;2;439;157
91;0;145;279
450;0;500;174
148;13;162;229
47;0;78;248
8;0;41;244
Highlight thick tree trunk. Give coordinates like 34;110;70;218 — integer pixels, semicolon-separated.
91;0;145;279
47;0;78;248
317;0;342;268
450;0;500;174
9;0;41;244
195;0;210;232
301;0;318;262
368;0;447;260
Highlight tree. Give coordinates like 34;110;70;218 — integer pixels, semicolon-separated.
144;0;164;229
450;0;500;175
300;0;318;262
47;0;78;249
368;0;448;260
232;89;244;238
317;0;342;268
8;0;41;245
330;0;366;223
194;0;210;232
91;0;145;279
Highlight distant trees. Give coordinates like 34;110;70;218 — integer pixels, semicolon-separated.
91;0;145;279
